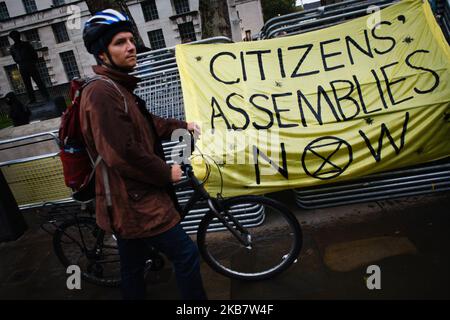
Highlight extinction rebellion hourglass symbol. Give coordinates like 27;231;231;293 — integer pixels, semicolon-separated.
302;136;353;180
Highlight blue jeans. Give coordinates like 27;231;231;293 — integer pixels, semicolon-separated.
116;223;207;300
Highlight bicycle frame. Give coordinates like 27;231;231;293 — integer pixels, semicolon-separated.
47;162;256;287
176;164;252;247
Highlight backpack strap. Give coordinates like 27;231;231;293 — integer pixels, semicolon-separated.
83;75;128;235
85;148;116;234
85;152;102;182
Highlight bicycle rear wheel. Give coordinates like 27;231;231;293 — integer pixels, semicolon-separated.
197;196;302;281
53;216;121;287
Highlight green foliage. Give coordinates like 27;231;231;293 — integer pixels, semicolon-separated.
0;113;12;129
261;0;299;22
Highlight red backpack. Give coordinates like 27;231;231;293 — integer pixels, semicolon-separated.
59;76;103;193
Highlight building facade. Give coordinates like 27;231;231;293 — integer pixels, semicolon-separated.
0;0;264;98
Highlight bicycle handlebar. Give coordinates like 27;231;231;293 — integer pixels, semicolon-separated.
171;130;207;190
172;163;194;188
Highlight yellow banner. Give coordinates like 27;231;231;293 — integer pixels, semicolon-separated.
176;0;450;197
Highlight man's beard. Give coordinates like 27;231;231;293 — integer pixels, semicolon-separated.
102;50;135;73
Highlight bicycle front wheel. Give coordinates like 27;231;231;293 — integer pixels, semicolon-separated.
197;196;302;281
53;216;121;287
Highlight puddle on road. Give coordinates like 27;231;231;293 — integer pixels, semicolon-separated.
323;236;417;272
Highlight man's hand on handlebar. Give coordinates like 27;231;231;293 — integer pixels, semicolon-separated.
171;164;183;182
171;122;199;184
187;122;201;139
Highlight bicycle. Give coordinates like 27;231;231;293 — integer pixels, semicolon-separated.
50;149;303;287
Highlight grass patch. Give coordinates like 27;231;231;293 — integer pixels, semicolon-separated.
0;115;12;129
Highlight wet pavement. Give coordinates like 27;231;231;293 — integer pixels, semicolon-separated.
0;190;449;300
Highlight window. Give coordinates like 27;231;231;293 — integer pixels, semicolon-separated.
52;0;65;6
174;0;190;15
52;22;70;43
37;57;52;87
147;29;166;50
141;0;158;21
22;0;37;14
4;65;25;94
0;36;10;57
0;2;10;21
23;29;42;49
178;22;196;43
60;50;80;81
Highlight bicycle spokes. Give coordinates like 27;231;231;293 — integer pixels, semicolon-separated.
198;196;302;280
54;218;122;286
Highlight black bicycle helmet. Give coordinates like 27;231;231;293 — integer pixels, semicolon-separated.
83;9;133;57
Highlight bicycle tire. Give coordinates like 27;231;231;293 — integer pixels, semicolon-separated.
53;216;122;287
197;195;302;281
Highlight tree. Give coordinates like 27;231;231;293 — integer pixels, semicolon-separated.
261;0;298;22
199;0;232;39
84;0;147;52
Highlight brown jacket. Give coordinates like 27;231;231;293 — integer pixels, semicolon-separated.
80;65;187;238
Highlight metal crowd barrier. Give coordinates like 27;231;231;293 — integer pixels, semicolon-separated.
294;158;450;209
0;131;264;234
133;36;233;120
437;0;450;42
0;131;71;209
259;0;450;208
260;0;399;39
